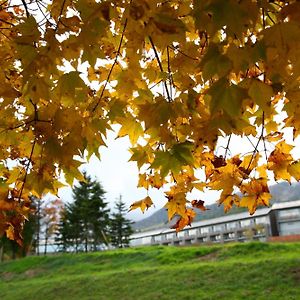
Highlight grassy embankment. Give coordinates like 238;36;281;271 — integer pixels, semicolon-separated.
0;242;300;300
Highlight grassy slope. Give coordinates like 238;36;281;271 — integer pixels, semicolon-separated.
0;242;300;300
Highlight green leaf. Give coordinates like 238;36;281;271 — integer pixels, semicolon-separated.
171;141;194;166
208;78;246;117
248;80;273;115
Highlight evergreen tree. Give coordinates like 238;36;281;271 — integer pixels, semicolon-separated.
110;196;134;248
69;174;110;252
54;208;71;253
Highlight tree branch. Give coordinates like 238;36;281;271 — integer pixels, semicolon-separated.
148;36;172;102
17;139;36;202
91;18;128;113
21;0;30;18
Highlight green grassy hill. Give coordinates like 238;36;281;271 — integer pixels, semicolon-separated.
0;242;300;300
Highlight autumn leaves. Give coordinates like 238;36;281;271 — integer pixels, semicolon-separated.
2;0;300;239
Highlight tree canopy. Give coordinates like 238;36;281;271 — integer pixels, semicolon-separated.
1;0;300;241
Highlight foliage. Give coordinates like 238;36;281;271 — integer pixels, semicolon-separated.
38;197;63;255
2;1;300;240
0;243;300;299
56;175;110;252
0;202;37;260
110;196;133;248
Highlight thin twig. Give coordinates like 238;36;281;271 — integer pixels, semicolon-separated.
169;45;200;61
245;112;265;172
0;18;15;26
167;46;174;100
148;36;172;102
224;134;232;160
17;139;36;202
21;0;29;17
55;0;67;31
149;79;163;90
91;18;128;113
246;135;256;149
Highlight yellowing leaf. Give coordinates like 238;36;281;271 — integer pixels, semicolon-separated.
288;161;300;181
5;225;15;241
171;209;196;232
248;80;273;115
118;117;144;145
129;196;153;213
218;193;240;213
240;179;271;214
191;200;208;211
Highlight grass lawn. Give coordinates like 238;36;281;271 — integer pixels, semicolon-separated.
0;242;299;300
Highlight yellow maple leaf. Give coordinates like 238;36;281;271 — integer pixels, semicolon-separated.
288;161;300;181
164;191;187;221
171;209;196;232
218;193;240;213
129;196;153;213
268;141;294;181
240;179;271;214
118;116;144;145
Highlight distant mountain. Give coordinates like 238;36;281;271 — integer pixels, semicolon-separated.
133;182;300;231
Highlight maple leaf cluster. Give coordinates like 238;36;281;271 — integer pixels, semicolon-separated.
1;0;300;240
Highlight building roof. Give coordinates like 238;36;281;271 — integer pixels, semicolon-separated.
131;200;300;239
272;200;300;210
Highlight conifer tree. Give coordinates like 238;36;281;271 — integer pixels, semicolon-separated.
55;208;72;253
110;196;133;248
70;174;110;252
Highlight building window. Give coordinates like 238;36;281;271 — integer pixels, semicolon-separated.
212;224;224;232
177;231;185;238
279;221;300;236
154;235;162;242
255;216;268;225
188;228;198;236
254;225;265;235
166;233;175;240
240;219;251;227
200;226;210;234
226;222;237;230
210;234;221;241
197;236;209;243
278;209;300;220
224;232;235;240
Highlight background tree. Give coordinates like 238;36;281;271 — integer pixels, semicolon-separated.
55;174;110;252
2;1;300;241
40;198;63;255
110;196;134;248
54;207;70;253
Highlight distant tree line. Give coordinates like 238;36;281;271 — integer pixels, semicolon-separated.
0;175;133;261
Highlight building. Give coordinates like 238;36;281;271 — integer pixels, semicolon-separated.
130;200;300;247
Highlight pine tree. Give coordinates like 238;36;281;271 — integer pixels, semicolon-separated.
110;196;134;248
70;174;110;252
55;208;70;253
